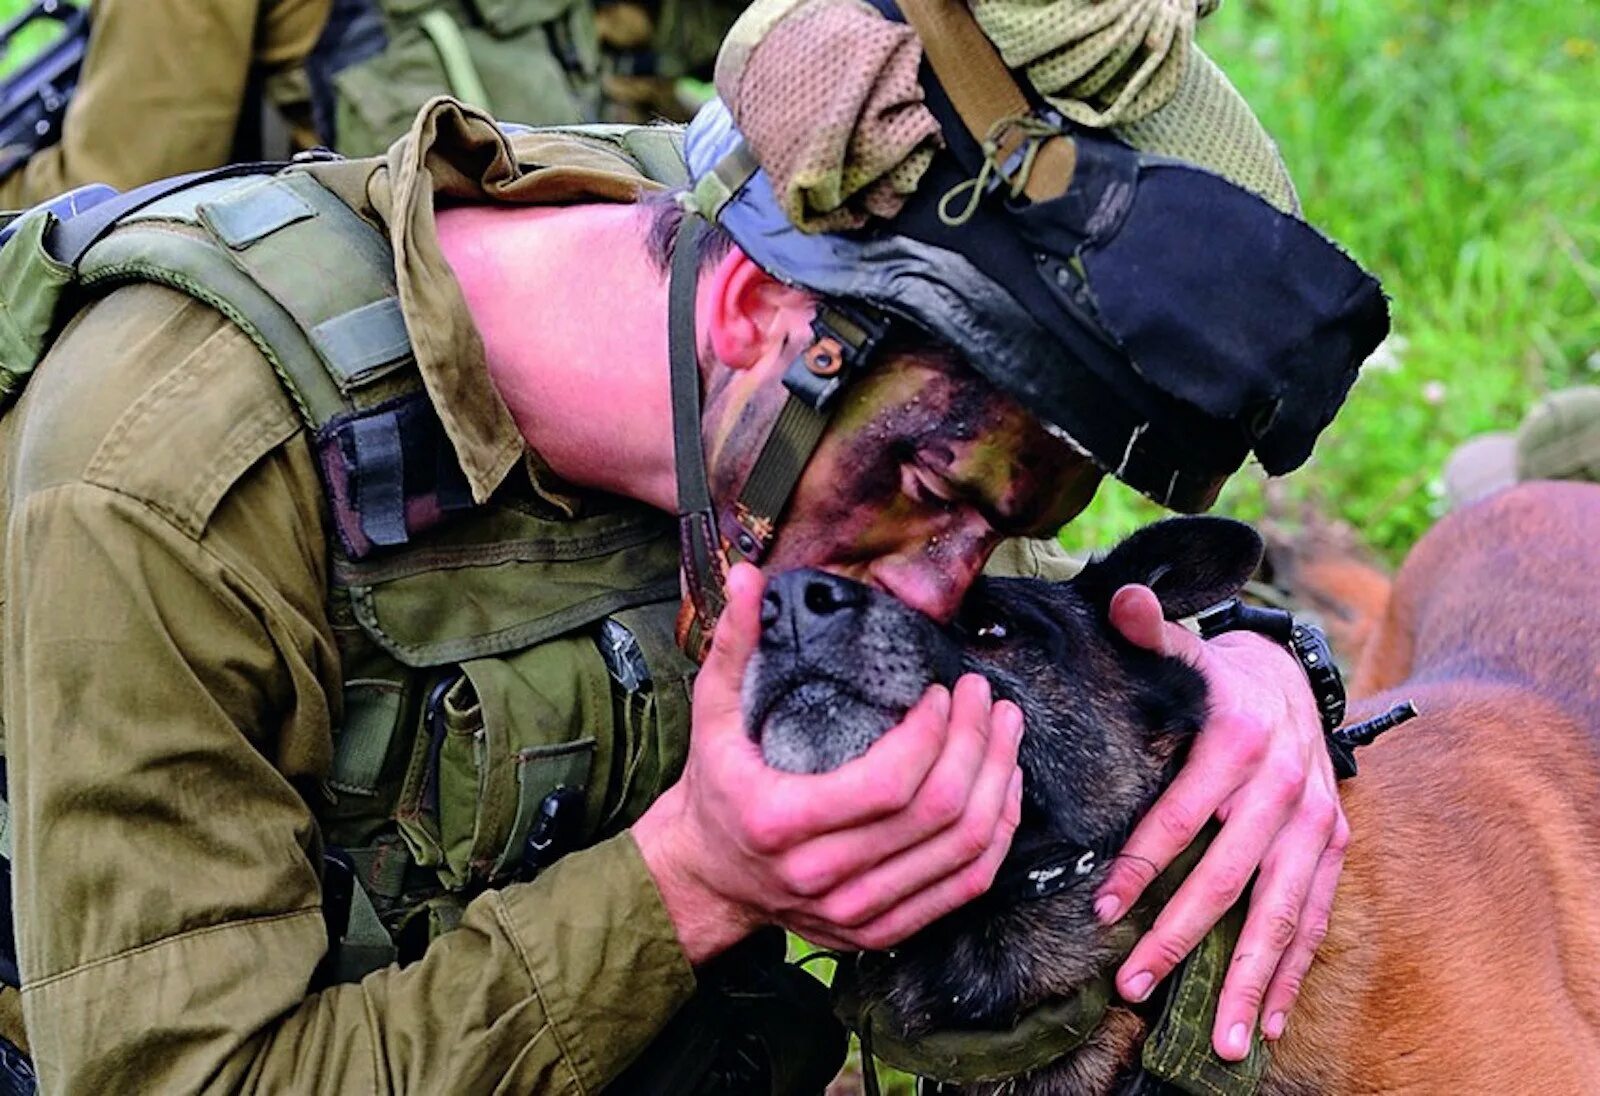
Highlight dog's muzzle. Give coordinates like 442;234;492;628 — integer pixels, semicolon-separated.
744;570;958;774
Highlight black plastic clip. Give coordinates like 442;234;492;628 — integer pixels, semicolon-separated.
519;786;586;881
781;301;891;412
314;848;357;987
1327;701;1419;779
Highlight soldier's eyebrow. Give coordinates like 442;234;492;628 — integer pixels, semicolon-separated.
915;444;1034;535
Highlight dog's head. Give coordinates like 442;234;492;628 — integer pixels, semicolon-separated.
743;517;1262;1041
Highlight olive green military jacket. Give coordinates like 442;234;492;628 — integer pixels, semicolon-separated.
0;101;703;1093
0;0;329;210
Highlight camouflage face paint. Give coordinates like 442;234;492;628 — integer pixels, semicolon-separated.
701;339;1101;622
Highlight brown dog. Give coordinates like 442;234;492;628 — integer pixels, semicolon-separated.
747;481;1600;1093
1274;480;1600;1090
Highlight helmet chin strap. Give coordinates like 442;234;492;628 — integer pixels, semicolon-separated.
668;214;729;659
667;210;891;658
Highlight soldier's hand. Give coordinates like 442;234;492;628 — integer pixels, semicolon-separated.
1092;584;1347;1062
633;563;1025;964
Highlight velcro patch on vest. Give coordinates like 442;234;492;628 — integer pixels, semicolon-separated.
319;392;476;558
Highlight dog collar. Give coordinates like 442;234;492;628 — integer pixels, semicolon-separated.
987;830;1125;905
840;825;1269;1095
844;973;1116;1088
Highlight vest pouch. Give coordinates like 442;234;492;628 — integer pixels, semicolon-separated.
331;0;601;158
411;637;612;891
591;601;696;836
0;208;76;411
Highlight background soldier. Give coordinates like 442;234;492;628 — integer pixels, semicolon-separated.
0;0;328;208
0;0;743;208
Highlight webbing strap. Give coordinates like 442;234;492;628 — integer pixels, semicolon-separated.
45;161;288;266
667;215;726;651
350;413;409;547
729;301;890;559
203;180;313;248
311;298;413;387
895;0;1075;202
335;876;398;982
732;397;827;555
670;216;713;522
689;140;760;222
331;682;404;795
418;9;493;111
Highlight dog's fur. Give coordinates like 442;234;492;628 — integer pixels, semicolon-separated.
745;482;1600;1093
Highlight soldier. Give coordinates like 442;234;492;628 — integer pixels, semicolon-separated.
0;0;742;208
1442;385;1600;508
0;0;329;209
0;0;1386;1091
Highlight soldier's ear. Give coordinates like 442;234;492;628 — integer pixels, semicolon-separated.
703;249;815;371
1072;517;1264;621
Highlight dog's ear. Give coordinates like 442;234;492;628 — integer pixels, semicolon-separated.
1073;517;1264;620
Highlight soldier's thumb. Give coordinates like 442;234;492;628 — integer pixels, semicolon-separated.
696;562;765;726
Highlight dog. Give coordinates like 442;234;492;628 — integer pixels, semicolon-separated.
744;481;1600;1094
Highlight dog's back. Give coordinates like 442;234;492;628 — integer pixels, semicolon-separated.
1275;482;1600;1092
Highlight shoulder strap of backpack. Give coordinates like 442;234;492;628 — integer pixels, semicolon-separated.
75;167;412;423
71;167;474;555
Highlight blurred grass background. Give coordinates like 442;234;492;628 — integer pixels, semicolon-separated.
1;1;1594;1092
1072;0;1600;559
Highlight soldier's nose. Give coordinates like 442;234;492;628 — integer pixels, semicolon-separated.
762;569;869;647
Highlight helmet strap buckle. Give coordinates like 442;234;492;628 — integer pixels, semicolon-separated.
781;301;891;412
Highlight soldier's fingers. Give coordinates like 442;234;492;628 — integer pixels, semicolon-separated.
771;681;1004;894
805;769;1023;952
736;685;953;852
1261;813;1348;1040
1108;585;1208;664
788;702;1021;914
1210;797;1336;1059
1093;735;1239;924
1113;788;1291;1019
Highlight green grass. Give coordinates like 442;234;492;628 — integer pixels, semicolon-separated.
1071;0;1600;559
0;0;76;74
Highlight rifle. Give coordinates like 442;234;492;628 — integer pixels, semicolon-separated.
0;0;90;182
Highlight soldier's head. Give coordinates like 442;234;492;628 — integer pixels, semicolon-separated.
662;0;1389;649
644;195;1099;623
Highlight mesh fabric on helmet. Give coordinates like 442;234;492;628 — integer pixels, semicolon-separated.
972;0;1213;127
1114;47;1298;214
717;0;940;231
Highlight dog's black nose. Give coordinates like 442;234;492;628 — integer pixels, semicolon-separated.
762;570;869;647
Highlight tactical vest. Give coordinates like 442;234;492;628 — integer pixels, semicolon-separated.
0;130;843;1093
307;0;603;157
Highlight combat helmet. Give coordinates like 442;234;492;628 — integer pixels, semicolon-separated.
666;0;1389;649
